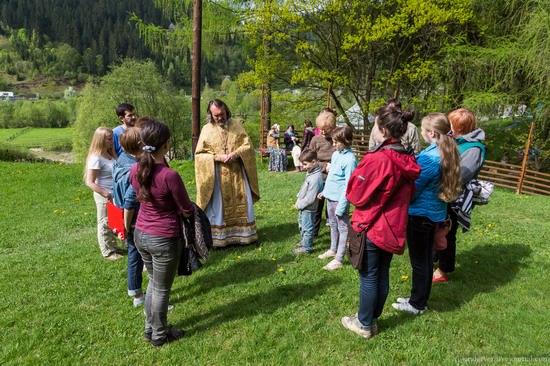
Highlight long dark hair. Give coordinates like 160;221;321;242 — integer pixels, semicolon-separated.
136;119;171;202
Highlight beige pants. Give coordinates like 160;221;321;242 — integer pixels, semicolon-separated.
93;192;118;257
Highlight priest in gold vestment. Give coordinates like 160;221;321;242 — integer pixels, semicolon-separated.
195;99;260;247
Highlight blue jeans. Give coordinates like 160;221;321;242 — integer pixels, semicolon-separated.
357;237;393;328
135;229;182;342
298;210;316;252
326;199;349;262
126;228;144;297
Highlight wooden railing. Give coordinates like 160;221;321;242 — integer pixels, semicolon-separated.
479;160;550;196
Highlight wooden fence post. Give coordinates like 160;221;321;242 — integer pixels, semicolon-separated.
517;119;536;194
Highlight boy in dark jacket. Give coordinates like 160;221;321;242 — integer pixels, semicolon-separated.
293;150;324;254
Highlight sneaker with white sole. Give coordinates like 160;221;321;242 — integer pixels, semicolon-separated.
323;259;342;271
396;297;410;304
318;249;336;259
341;315;374;339
133;296;145;307
392;300;426;315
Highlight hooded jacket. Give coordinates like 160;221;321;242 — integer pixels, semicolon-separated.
112;152;138;210
346;139;421;254
455;128;486;185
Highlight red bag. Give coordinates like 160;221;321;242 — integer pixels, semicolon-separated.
433;219;450;250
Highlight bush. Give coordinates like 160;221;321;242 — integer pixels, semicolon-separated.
73;59;192;162
6;99;77;128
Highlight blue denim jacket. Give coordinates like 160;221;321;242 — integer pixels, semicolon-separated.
409;144;447;222
112;152;138;210
321;148;357;216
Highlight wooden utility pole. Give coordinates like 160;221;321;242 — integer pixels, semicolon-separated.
191;0;202;155
327;81;332;108
517;119;536;194
260;85;266;163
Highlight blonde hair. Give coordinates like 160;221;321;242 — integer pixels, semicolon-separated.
315;110;336;130
421;113;461;202
84;127;116;180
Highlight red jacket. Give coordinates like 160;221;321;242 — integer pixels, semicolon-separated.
346;139;421;254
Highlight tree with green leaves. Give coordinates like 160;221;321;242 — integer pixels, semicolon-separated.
73;59;191;161
241;0;475;128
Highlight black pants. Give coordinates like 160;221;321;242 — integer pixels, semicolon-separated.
435;207;459;273
407;216;435;310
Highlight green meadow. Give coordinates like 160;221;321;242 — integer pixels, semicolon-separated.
1;160;549;365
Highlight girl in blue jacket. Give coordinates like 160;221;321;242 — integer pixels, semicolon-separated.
317;125;357;270
392;113;461;314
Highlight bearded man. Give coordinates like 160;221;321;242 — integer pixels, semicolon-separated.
195;99;260;247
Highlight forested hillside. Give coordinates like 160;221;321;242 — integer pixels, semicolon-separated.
0;0;249;86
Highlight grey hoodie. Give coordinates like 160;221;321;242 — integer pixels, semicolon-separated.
295;165;323;211
458;128;486;185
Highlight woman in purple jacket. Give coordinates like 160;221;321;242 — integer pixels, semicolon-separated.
130;119;194;347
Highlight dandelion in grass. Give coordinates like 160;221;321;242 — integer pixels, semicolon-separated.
236;256;241;259
74;197;80;201
54;209;59;213
257;247;263;251
401;275;409;281
277;267;285;273
62;211;66;214
271;257;276;261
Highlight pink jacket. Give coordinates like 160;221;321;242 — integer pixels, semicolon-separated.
346;139;421;254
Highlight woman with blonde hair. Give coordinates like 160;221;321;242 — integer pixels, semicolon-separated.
85;127;123;260
392;113;461;314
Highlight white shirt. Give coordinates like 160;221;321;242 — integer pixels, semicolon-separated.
87;155;115;192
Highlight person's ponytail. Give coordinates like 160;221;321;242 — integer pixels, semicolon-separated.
136;119;171;202
422;113;461;202
436;133;462;202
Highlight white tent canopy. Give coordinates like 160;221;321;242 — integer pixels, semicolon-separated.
336;102;374;130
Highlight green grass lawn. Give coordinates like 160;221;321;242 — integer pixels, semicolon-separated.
1;160;549;365
1;127;74;150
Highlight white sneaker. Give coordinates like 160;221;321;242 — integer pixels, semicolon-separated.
323;259;342;271
133;296;145;307
396;297;410;304
318;249;336;259
341;315;373;339
392;300;426;315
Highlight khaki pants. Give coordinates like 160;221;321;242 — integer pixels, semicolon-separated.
93;192;118;257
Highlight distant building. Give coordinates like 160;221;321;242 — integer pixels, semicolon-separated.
0;91;15;102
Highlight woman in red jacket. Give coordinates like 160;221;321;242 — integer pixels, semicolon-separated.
341;105;421;339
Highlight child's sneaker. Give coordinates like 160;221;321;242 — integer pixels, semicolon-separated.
341;315;374;339
293;247;310;255
133;295;145;307
323;259;342;271
318;249;336;259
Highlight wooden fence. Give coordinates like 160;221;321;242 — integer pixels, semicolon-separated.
478;160;550;196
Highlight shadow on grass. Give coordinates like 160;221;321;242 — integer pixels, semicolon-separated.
431;242;532;311
178;277;341;335
172;257;294;298
383;243;531;329
256;222;299;245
